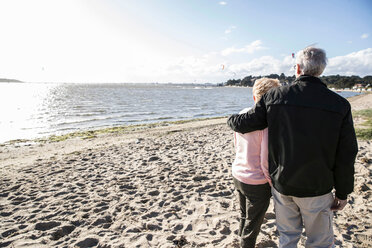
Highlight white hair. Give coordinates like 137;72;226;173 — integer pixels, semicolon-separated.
296;46;327;77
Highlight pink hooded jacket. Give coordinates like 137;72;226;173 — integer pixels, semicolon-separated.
232;108;271;186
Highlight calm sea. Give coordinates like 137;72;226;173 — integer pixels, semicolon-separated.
0;83;360;143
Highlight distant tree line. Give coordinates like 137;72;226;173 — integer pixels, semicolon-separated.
0;78;23;83
222;74;372;89
321;75;372;89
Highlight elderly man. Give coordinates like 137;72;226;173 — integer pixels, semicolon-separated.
227;47;358;247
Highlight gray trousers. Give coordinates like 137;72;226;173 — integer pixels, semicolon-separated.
233;177;271;248
272;188;335;248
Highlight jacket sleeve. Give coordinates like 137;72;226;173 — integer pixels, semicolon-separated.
333;106;358;200
260;128;272;186
227;96;268;134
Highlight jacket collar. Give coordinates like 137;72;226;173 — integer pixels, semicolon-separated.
295;75;327;87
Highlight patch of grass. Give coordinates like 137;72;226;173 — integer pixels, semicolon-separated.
353;109;372;140
355;129;372;140
353;109;372;119
82;135;97;140
31;116;226;143
7;139;30;144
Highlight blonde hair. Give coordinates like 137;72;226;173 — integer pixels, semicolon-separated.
252;78;281;101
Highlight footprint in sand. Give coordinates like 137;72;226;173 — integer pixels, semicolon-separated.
219;225;231;235
0;192;9;197
0;211;12;217
148;190;160;196
11;196;28;206
173;224;184;232
265;212;276;219
142;211;159;219
75;237;99;248
91;215;112;227
145;223;162;231
219;202;230;208
35;221;61;231
2;228;18;238
50;225;76;240
257;240;278;248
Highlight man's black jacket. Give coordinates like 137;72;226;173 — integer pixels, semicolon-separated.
227;75;358;200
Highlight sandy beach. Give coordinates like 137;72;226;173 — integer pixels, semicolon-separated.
1;94;372;247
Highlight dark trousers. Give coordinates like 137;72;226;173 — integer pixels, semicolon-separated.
233;177;271;248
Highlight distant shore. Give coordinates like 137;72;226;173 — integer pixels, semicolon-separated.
0;78;23;83
225;84;370;93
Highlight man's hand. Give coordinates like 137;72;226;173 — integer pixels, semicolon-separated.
330;197;347;211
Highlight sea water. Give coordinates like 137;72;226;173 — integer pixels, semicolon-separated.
0;83;360;143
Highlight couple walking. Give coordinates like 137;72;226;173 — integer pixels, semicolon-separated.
228;46;358;247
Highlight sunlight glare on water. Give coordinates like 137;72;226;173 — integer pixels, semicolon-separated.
0;83;255;143
0;83;62;142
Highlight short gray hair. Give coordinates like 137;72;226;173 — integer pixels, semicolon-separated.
296;46;327;77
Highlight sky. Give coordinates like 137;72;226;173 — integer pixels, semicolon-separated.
0;0;371;83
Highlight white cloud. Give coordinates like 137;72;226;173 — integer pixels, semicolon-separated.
228;55;294;76
160;52;227;82
219;1;227;5
161;47;293;82
221;40;266;56
361;33;369;39
347;41;353;44
161;48;372;83
226;48;372;78
324;48;372;76
224;25;236;34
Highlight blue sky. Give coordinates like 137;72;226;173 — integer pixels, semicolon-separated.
124;0;371;56
0;0;371;83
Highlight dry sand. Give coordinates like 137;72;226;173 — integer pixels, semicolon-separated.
1;94;372;248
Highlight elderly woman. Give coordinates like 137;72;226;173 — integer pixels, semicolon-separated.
232;77;280;248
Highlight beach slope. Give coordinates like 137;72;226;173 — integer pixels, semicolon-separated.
1;94;371;247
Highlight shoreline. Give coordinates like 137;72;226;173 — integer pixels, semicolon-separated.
2;92;367;147
0;93;371;247
1;117;227;146
1;93;370;170
0;117;228;170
